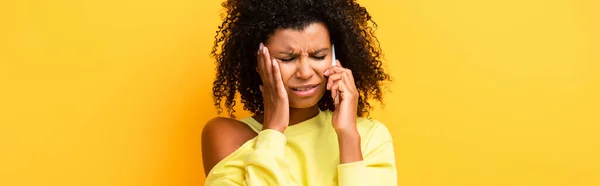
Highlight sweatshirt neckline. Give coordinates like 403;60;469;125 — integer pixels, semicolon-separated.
242;109;329;136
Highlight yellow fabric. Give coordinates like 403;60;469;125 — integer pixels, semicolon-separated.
205;110;397;186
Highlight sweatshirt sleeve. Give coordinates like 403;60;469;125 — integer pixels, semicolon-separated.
205;129;290;186
337;121;397;186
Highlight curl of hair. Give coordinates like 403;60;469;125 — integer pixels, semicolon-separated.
211;0;390;118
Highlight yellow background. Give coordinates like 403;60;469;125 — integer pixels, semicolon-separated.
2;0;599;185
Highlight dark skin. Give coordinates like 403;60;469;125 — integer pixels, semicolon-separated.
202;23;362;176
201;106;320;176
201;117;256;175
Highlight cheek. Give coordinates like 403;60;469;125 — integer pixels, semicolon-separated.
276;65;295;85
314;62;331;77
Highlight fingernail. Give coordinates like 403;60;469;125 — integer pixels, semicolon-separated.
257;45;261;55
259;43;264;49
324;69;329;75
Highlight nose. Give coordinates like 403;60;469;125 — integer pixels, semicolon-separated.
294;56;315;80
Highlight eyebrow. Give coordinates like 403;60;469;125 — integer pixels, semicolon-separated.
277;48;330;56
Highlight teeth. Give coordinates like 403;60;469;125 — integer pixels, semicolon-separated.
293;87;314;91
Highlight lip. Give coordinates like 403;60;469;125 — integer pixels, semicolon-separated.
290;84;320;97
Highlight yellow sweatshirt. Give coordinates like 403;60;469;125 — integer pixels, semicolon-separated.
205;110;397;186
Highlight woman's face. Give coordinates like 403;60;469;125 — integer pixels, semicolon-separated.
264;22;333;109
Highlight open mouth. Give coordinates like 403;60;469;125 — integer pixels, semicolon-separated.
290;84;319;97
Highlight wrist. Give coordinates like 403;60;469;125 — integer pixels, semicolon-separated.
335;126;359;137
263;125;286;133
336;129;360;143
336;128;362;164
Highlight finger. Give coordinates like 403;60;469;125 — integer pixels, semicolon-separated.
324;68;354;89
334;91;340;105
259;85;263;93
324;65;356;89
257;43;266;81
272;59;284;88
326;73;342;90
324;65;350;77
330;79;348;95
259;46;274;90
331;83;337;101
341;70;356;90
262;46;275;86
333;59;344;106
330;80;348;103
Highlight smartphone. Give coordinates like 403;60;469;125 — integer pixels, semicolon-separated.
331;44;339;105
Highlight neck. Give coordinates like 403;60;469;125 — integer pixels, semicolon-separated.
288;105;320;126
253;105;320;126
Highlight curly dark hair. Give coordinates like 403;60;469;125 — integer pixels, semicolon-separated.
211;0;390;118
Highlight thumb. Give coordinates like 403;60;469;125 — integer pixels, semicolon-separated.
334;92;340;106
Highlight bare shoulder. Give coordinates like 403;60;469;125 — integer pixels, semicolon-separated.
201;117;257;175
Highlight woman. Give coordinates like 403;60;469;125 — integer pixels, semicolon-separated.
202;0;396;185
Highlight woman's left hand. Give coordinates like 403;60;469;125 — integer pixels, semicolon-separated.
324;60;359;134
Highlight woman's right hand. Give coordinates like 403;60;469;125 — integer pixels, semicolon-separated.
256;43;289;133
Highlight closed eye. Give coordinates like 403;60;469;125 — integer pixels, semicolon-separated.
279;57;295;62
312;56;326;60
278;55;326;62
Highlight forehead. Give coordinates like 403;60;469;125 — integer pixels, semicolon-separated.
266;22;331;50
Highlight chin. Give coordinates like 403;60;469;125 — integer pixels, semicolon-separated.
286;83;325;108
288;93;325;109
289;102;318;109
